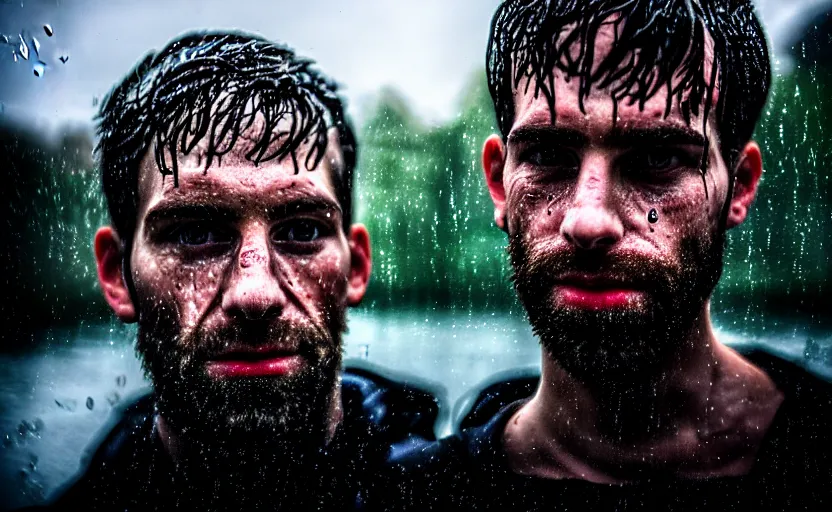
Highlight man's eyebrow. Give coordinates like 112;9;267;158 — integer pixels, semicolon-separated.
507;126;588;147
506;124;707;150
606;125;707;148
267;197;342;221
144;202;238;224
143;196;342;225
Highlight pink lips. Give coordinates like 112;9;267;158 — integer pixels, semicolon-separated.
205;346;304;378
556;274;643;310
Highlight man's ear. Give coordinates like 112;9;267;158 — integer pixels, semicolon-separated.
346;224;371;306
94;227;137;323
725;142;763;230
482;135;508;231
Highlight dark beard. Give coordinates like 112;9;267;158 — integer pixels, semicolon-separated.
509;229;725;385
135;304;345;477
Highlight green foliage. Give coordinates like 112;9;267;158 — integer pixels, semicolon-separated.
355;82;519;312
2;61;829;342
0;124;111;346
357;68;832;328
712;59;832;330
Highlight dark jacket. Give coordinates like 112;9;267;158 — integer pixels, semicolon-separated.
380;348;832;511
38;365;441;512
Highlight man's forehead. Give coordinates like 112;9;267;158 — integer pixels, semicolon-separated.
510;80;711;142
136;126;341;214
509;16;719;138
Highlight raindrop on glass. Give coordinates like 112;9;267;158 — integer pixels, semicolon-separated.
648;208;659;224
43;24;53;37
116;374;127;387
54;398;77;412
105;391;120;406
32;37;40;57
58;54;69;64
85;397;94;410
17;34;28;60
33;61;45;77
16;420;38;441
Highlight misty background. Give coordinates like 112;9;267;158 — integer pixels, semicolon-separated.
1;0;831;129
0;0;831;509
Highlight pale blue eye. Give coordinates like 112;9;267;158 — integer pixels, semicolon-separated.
274;220;321;243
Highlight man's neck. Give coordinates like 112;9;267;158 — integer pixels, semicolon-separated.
504;307;783;483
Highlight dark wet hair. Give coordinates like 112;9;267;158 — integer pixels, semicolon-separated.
486;0;771;172
96;30;357;249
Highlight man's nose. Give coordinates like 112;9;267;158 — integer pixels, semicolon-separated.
559;155;624;251
221;226;286;321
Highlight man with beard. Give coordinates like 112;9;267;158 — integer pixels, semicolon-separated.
377;1;832;510
36;31;439;511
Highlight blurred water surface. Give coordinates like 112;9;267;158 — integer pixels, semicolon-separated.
1;310;831;510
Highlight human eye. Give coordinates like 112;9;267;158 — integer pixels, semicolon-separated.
166;223;235;247
620;147;698;178
272;219;329;248
518;145;580;175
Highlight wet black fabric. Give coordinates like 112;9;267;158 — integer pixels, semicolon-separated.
379;349;832;511
35;366;440;512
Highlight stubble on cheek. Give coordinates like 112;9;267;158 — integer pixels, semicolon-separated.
129;248;228;368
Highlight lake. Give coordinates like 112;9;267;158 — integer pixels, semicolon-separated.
1;310;830;510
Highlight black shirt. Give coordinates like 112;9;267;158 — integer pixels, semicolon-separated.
38;366;441;512
381;349;832;511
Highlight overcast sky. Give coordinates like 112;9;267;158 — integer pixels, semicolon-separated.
1;0;830;135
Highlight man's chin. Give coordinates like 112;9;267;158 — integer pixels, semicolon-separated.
529;305;666;376
155;361;337;446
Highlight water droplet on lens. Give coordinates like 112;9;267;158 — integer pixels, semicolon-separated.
106;391;121;406
58;54;69;64
116;374;127;387
85;397;94;410
17;34;28;60
648;208;659;224
32;37;40;57
43;24;53;37
33;61;45;77
55;398;77;412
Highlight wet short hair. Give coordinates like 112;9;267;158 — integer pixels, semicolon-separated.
96;31;357;248
486;0;770;170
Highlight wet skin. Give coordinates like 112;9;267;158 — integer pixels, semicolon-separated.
482;23;782;481
94;124;371;450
